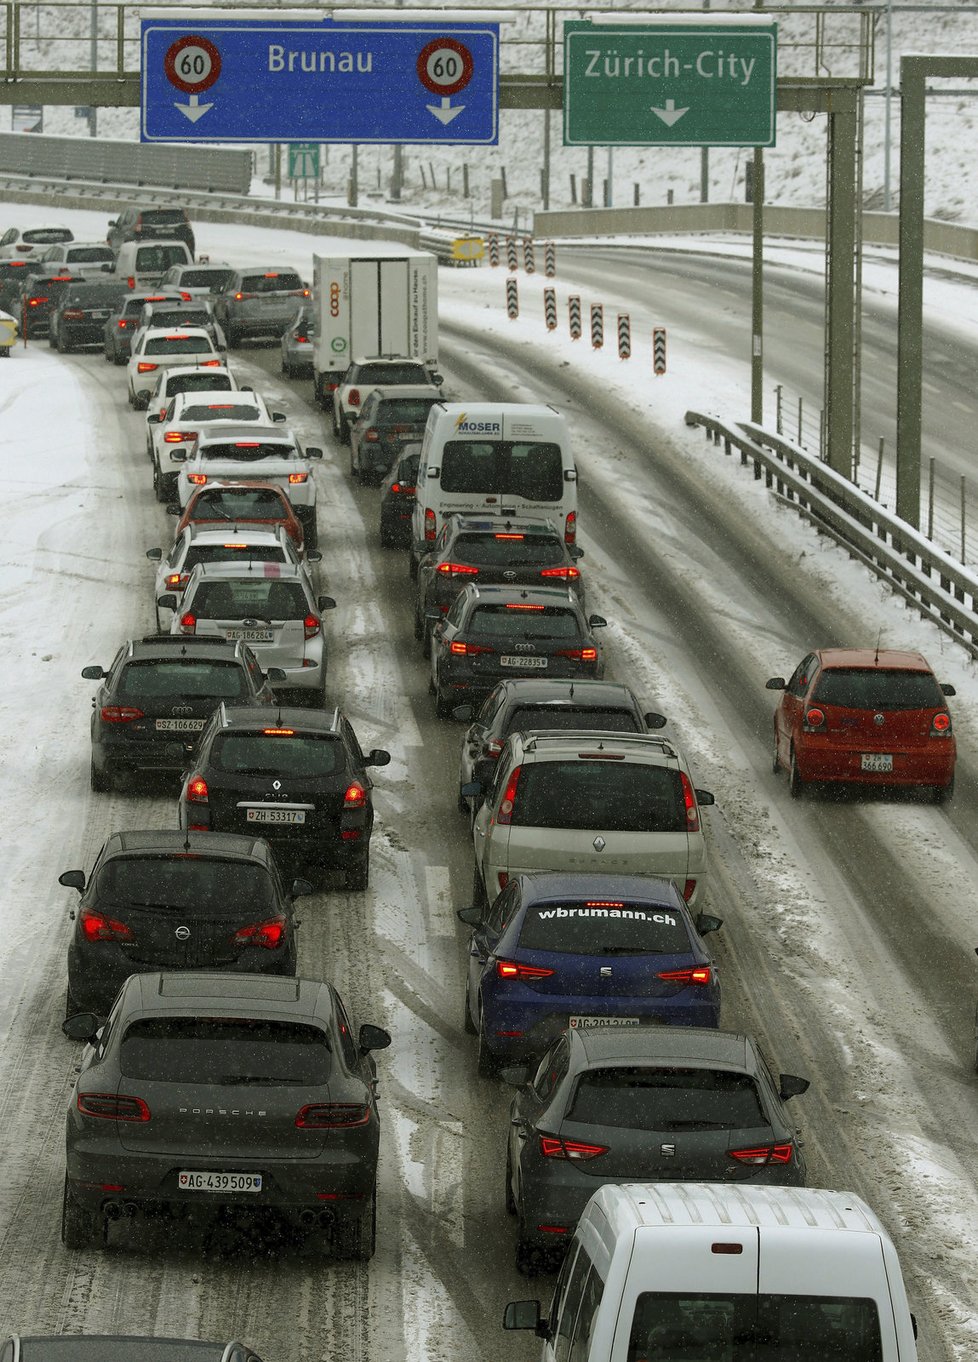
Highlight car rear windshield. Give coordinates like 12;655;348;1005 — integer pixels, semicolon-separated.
440;441;564;502
566;1067;765;1131
67;283;128;306
149;308;212;329
469;605;581;640
95;856;274;913
141;209;188;226
189;578;308;620
628;1294;882;1362
451;532;565;567
211;732;344;777
23;227;73;244
171;373;233;395
20;1340;227;1362
116;659;248;701
377;397;438;423
145;335;214;355
66;246;114;263
518;901;688;954
120;1017;330;1084
199;442;295;462
181;403;261;422
192;488;287;518
184;545;285;571
136;245;190;270
355;362;428;385
506;706;640;734
511;761;686;832
182;267;233;289
241;271;303;293
812;667;944;710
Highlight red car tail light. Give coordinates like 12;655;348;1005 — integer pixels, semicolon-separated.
344;782;367;810
484;739;505;758
137;362;159;373
79;909;134;943
201;359;221;367
164;572;189;590
233;918;286;949
348;388;361;406
179;290;192;301
99;705;144;723
126;275;136;289
538;1135;607;1161
505;603;545;610
803;706;825;730
234;291;255;301
303;613;320;639
28;296;46;308
295;333;308;343
117;319;129;330
495;959;555;980
682;878;697;902
436;562;479;577
78;1093;150;1122
263;728;295;736
496;764;522;825
186;775;208;803
391;482;416;495
932;712;952;735
449;640;494;656
555;647;597;662
296;1104;369;1128
729;1143;794;1165
657;966;713;986
178;612;197;633
288;472;308;484
164;430;196;444
564;510;577;544
187;473;207;486
680;771;700;832
540;566;581;580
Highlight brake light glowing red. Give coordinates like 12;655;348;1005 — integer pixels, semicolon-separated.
233;918;286;949
344;782;367;810
680;771;700;832
932;712;952;734
187;474;207;486
391;482;416;495
348;388;361;406
541;566;580;580
296;1104;369;1128
79;909;133;943
449;640;494;656
164;573;189;589
99;705;144;724
496;764;522;825
657;966;713;986
186;775;208;803
496;959;555;980
505;603;545;610
303;614;320;639
729;1143;794;1165
804;706;825;730
137;362;158;373
178;612;196;632
436;562;479;576
538;1136;607;1161
288;472;308;484
564;510;577;544
164;430;195;444
556;647;598;661
78;1093;150;1122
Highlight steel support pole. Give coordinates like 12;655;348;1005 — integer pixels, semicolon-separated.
896;60;925;527
542;105;550;212
824;93;859;478
750;149;764;424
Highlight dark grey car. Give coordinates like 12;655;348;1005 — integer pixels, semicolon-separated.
211;267;309;347
63;972;392;1257
0;1338;265;1362
504;1027;809;1273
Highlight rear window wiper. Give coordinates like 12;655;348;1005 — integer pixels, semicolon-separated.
659;1119;732;1130
220;1074;287;1085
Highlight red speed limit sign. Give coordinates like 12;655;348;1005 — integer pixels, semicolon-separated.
416;38;474;97
164;35;222;94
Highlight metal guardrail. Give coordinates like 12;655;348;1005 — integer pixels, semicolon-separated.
0;131;252;194
685;410;978;657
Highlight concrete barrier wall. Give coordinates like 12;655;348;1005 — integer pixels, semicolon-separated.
0;132;252;195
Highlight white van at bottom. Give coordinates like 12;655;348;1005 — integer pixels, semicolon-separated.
505;1182;917;1362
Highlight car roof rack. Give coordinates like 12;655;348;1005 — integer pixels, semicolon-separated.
521;731;679;759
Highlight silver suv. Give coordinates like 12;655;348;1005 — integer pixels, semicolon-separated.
211;266;309;347
467;730;716;908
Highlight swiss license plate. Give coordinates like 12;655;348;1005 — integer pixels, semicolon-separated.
178;1171;262;1193
861;753;893;772
569;1015;640;1030
155;718;206;732
225;628;273;642
501;655;548;669
246;808;306;824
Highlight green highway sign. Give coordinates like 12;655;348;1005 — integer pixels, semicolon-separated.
288;141;320;178
563;20;777;147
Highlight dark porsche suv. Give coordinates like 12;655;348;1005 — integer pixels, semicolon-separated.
62;972;391;1257
178;706;390;890
83;635;281;791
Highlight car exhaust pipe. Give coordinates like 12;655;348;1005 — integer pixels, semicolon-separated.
318;1208;335;1228
103;1200;122;1220
298;1209;317;1228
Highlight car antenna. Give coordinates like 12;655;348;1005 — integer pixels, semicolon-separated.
874;628;882;665
183;828;192;852
569;682;574;699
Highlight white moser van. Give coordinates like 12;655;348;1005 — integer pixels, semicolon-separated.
505;1182;918;1362
410;403;577;573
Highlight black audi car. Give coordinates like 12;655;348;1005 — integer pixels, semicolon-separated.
62;972;391;1257
61;829;307;1016
49;278;129;352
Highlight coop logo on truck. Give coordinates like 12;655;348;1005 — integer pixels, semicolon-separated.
453;412;503;435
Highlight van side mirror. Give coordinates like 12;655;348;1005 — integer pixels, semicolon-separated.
59;870;85;893
570;545;584;560
503;1301;546;1337
778;1073;810;1101
426;466;440;479
644;711;667;729
431;373;444;385
695;789;715;806
695;913;722;936
146;412;161;424
766;677;786;690
564;468;578;481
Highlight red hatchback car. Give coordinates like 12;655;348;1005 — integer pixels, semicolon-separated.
767;648;956;801
173;480;304;551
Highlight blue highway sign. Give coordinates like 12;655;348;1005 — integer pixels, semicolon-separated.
141;18;499;144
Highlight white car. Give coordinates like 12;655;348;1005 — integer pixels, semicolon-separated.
38;241;115;274
158;260;235;299
127;327;223;408
173;425;323;549
145;523;319;630
332;356;442;443
147;388;286;503
144;364;241;424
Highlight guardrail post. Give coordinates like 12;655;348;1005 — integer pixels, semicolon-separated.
775;384;783;435
796;396;804;448
962;476;967;565
927;458;935;540
875;438;885;502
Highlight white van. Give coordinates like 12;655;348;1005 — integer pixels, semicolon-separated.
410;403;577;573
505;1182;918;1362
114;239;193;289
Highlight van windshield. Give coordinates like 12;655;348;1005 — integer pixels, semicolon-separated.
440;441;563;501
627;1292;883;1361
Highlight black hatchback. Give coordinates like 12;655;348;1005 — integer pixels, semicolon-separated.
83;634;280;791
61;829;307;1017
178;706;390;890
378;445;420;548
16;270;80;337
50;278;129;352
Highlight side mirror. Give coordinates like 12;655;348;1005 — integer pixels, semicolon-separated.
62;1012;101;1043
146;412;161;424
166;505;180;516
460;780;483;798
108;218;117;227
778;1073;810;1101
644;711;667;729
291;878;313;898
695;912;723;936
456;906;483;927
426;466;440;479
317;595;336;612
452;704;474;721
59;870;86;893
272;411;286;423
359;1023;392;1053
503;1301;544;1336
695;789;715;806
564;468;578;481
157;593;177;610
306;447;324;459
499;1063;531;1087
570;545;584;560
765;676;786;690
941;682;956;696
80;665;105;680
431;373;444;385
265;667;287;682
145;547;162;562
366;749;391;767
305;549;322;563
169;450;187;463
424;608;442;622
240;383;254;392
588;614;607;628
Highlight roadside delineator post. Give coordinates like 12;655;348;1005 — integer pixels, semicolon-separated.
506;276;519;319
506;237;519;271
617;314;631;360
591;304;604;349
487;233;500;266
544;288;557;331
544;241;556;277
653;326;667;375
568;296;582;340
523;238;535;274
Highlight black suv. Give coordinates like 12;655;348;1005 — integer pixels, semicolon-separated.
415;516;586;651
83;635;281;791
63;972;391;1257
178;706;390;890
60;830;308;1016
107;206;195;256
49;279;129;353
14;270;80;337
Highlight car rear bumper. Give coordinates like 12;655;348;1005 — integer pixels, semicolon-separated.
795;743;955;786
94;731;203;775
483;1003;721;1061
